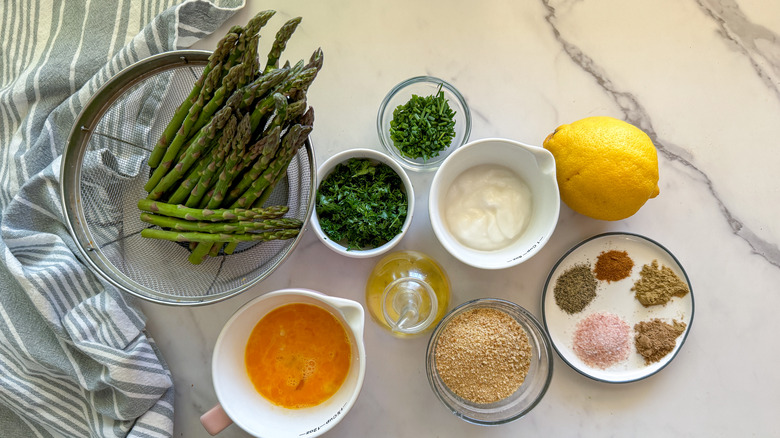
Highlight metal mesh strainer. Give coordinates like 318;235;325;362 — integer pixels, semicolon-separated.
61;50;315;306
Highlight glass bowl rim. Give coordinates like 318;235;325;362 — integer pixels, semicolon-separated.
376;75;472;172
425;297;554;425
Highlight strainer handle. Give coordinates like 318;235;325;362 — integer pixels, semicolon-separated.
201;403;232;435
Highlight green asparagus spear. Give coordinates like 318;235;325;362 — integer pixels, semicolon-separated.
138;199;289;221
231;125;312;209
188;241;213;264
204;113;253;208
220;9;276;76
143;62;224;193
241;34;261;85
244;67;318;133
264;17;302;73
189;62;248;138
147;104;233;200
254;114;313;208
225;67;290;117
223;126;282;206
140;212;302;233
141;228;299;243
244;10;277;37
193;112;254;256
181;114;237;207
166;153;210;205
147;31;239;169
242;125;281;173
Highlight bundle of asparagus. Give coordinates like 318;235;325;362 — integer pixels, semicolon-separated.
139;11;321;264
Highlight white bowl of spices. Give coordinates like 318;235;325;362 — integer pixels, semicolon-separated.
425;298;553;425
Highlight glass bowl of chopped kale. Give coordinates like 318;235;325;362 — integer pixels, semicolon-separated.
312;148;414;258
377;76;471;171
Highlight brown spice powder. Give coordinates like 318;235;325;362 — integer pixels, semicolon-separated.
634;318;687;364
435;307;531;404
632;260;690;307
553;263;598;314
594;250;634;282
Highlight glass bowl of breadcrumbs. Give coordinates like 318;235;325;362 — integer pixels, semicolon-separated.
425;298;553;425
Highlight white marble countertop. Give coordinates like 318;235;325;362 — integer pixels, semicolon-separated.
139;0;780;436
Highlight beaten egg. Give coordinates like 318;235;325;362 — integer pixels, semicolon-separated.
245;303;352;409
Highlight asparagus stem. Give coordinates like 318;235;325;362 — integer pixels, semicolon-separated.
140;212;302;233
184;115;237;207
224;126;282;206
205;113;253;209
191;112;254;257
138;199;289;221
231;124;312;209
147;31;239;168
141;228;299;243
190;62;248;138
147;104;234;200
143;63;224;193
187;241;213;264
166;153;210;205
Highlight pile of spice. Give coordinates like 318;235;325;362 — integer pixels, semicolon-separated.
594;250;634;282
553;263;597;314
572;312;631;369
435;307;531;404
634;319;687;364
632;260;690;307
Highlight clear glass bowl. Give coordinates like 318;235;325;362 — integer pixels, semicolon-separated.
377;76;471;172
425;298;553;425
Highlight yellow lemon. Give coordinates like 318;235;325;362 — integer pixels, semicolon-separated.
543;116;660;221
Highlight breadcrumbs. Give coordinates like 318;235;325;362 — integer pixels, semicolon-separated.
435;307;531;404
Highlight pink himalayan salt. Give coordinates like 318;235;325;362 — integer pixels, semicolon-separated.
573;312;631;369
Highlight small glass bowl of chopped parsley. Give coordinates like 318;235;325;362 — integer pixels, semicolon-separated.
377;76;471;172
312;148;415;258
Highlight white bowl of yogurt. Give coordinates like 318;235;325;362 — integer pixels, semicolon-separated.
429;138;560;269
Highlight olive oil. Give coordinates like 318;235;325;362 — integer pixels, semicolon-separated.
365;250;450;337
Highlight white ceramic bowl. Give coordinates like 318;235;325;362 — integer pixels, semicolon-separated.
429;138;560;269
202;289;366;438
311;148;415;258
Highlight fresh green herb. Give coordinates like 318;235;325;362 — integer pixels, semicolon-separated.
316;158;408;250
389;83;457;160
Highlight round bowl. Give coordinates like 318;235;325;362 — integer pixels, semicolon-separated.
426;298;553;425
377;76;471;172
311;148;414;258
60;51;316;305
204;288;366;437
429;138;560;270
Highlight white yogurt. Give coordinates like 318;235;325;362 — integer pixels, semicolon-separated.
443;164;532;251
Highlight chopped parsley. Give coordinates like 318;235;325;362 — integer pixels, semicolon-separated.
316;158;408;250
389;83;456;160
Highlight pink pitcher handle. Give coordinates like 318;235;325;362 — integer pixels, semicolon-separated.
200;404;233;435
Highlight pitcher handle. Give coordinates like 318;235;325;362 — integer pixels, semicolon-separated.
201;404;233;436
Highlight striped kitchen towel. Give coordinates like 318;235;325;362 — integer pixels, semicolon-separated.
0;1;244;437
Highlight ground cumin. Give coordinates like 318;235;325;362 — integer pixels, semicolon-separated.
594;250;634;282
435;307;531;404
632;260;689;307
553;263;597;314
634;319;687;364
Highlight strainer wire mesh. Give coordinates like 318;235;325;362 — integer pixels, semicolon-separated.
61;51;314;305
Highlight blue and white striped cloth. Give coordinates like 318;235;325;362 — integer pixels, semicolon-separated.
0;1;243;436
